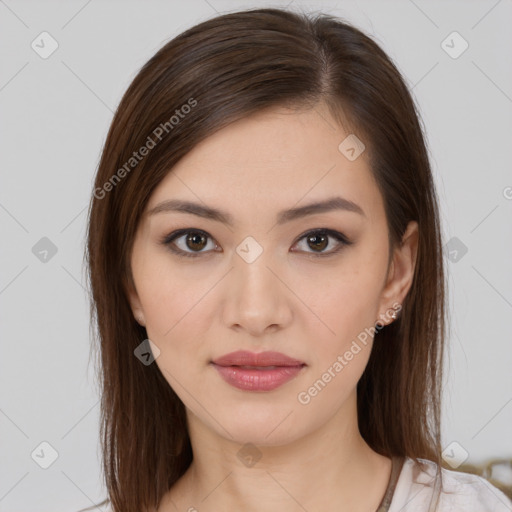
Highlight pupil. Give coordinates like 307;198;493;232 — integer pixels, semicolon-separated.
187;232;206;251
308;234;327;251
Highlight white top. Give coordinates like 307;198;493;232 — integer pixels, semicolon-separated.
388;456;512;512
101;456;512;512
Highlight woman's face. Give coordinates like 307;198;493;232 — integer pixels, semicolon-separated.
128;103;417;446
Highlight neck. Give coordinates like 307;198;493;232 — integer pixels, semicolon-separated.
161;392;392;512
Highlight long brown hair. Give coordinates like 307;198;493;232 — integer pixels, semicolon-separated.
83;7;447;511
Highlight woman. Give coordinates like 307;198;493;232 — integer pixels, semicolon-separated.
82;7;512;512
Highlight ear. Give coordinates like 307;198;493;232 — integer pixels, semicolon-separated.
125;275;146;327
377;220;419;325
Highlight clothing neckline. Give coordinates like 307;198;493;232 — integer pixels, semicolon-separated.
375;455;405;512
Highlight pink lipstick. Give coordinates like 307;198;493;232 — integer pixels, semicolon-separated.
210;350;306;391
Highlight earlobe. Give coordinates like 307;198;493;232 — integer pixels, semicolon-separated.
134;313;146;327
132;305;146;327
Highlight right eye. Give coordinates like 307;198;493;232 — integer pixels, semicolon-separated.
160;229;220;258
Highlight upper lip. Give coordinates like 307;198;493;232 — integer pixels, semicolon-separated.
211;350;305;367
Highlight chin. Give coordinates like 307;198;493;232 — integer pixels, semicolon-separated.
214;406;303;447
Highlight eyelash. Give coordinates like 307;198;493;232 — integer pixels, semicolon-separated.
160;228;353;259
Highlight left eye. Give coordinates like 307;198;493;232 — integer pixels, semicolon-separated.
161;228;352;258
292;229;352;256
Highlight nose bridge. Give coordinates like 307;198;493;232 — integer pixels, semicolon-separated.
235;235;280;298
225;235;291;333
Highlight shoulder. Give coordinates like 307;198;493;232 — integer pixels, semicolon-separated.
389;456;512;512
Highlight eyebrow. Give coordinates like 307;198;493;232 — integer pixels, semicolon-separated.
147;196;366;226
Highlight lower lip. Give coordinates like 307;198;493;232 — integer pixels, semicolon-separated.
211;363;305;391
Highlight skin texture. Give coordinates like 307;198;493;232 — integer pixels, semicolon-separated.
127;102;418;512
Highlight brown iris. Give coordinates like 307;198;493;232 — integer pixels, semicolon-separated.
307;233;328;252
186;232;208;251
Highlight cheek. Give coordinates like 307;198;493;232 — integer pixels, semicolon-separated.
287;257;383;371
291;258;381;328
293;278;376;409
140;277;209;390
135;267;218;385
133;248;210;337
142;281;207;348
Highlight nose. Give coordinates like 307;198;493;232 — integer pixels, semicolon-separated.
222;245;293;337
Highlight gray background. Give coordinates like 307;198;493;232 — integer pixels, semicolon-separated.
1;0;511;510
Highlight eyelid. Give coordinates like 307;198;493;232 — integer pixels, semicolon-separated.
160;227;353;258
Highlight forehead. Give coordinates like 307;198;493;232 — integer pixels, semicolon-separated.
146;105;384;226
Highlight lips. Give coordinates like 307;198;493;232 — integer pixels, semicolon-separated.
210;350;306;391
211;350;305;368
210;351;306;391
